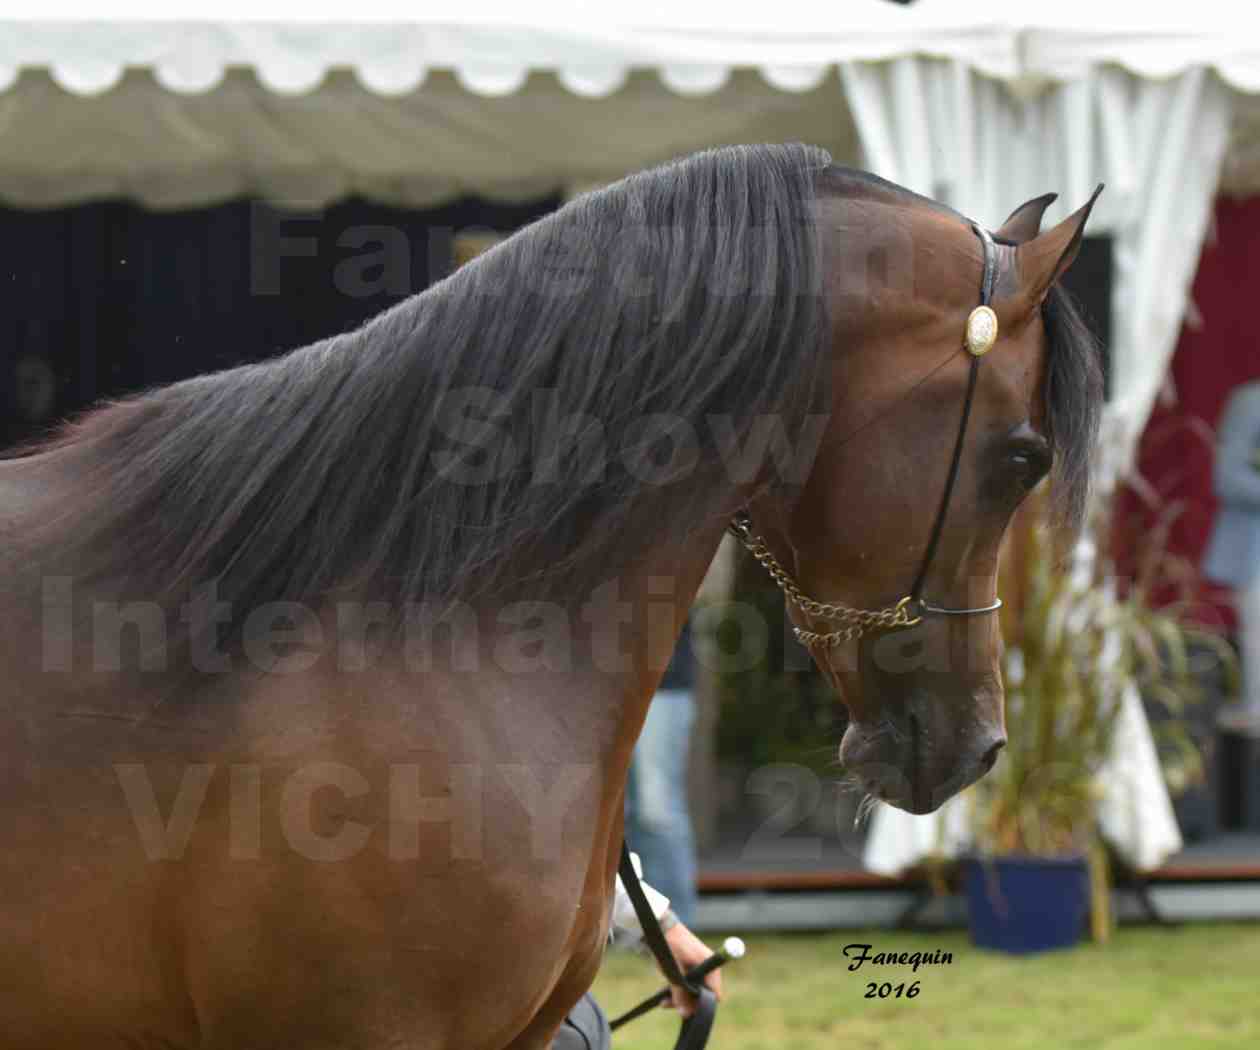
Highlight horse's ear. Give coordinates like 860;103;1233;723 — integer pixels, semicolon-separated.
995;193;1058;244
1014;184;1104;304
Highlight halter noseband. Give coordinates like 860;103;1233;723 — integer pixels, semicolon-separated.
729;221;1004;649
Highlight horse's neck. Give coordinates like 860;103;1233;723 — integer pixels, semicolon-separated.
586;533;722;740
357;526;727;780
3;427;727;772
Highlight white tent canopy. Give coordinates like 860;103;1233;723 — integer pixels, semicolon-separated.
0;1;1016;212
1013;0;1260;90
2;2;1021;97
0;5;1256;209
8;1;1260;95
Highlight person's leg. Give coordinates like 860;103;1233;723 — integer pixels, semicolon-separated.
625;688;698;926
548;993;611;1050
1240;576;1260;721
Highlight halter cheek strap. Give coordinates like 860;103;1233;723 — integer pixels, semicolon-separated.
908;222;1002;615
728;220;1004;646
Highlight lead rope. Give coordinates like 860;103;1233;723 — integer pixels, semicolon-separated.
618;842;717;1050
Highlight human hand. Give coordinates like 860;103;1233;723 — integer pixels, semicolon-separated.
660;921;723;1017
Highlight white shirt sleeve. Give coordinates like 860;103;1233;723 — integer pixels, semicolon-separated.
611;851;672;936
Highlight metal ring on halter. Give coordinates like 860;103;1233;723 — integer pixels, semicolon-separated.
727;219;1004;642
918;597;1003;617
893;594;924;626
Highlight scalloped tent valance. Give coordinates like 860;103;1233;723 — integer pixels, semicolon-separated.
0;4;1022;98
0;1;1019;211
1;3;1259;213
0;66;871;210
7;1;1260;100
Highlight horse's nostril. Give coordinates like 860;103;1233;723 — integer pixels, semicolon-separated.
979;738;1006;772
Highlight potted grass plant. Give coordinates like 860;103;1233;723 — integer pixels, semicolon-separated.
963;483;1232;954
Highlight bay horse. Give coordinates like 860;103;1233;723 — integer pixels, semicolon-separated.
0;144;1102;1049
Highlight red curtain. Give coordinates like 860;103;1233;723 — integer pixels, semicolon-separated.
1117;197;1260;629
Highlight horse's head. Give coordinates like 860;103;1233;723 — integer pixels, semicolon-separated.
746;172;1103;814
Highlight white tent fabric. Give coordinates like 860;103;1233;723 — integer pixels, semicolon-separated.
0;7;1249;238
0;1;1002;210
0;67;863;210
1;4;1020;96
1017;0;1260;91
2;4;1257;216
10;2;1260;97
839;57;1232;466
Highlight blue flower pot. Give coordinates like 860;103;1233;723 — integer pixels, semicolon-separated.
963;855;1090;955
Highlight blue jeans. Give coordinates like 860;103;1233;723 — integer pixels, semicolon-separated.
625;688;698;927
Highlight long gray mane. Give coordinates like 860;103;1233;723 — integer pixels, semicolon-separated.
23;144;836;623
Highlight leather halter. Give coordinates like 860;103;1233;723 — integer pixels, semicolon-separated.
730;221;1004;648
617;224;1007;1050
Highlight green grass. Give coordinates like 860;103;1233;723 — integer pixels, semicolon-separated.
593;924;1260;1049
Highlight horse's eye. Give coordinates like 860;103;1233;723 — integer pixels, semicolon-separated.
1007;444;1051;488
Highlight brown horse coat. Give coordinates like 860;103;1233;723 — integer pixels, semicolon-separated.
0;145;1101;1047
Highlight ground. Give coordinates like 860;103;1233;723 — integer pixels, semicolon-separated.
593;923;1260;1049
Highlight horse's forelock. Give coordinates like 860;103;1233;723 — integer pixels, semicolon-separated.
1042;282;1105;534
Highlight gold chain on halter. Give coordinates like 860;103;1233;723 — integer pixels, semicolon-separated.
728;512;921;648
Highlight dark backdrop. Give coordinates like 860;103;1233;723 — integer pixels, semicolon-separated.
0;193;561;449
